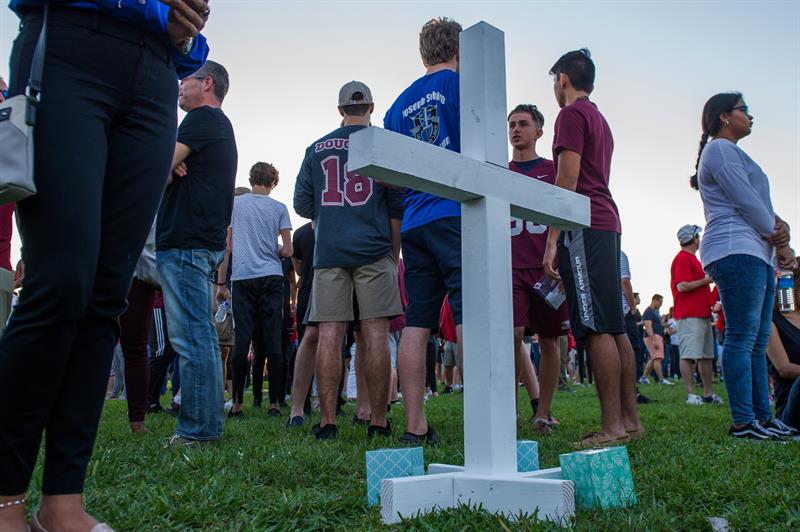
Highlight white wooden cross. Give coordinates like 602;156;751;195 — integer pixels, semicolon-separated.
349;22;589;525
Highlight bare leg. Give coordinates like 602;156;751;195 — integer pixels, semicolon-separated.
0;494;27;532
316;322;347;427
586;332;626;437
289;326;319;418
389;367;398;402
614;333;641;431
362;318;390;427
444;365;454;386
534;336;560;421
680;359;696;395
354;331;371;421
398;326;431;435
37;494;98;532
698;358;714;397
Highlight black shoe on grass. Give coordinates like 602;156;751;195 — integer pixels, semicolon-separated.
286;415;304;428
312;423;338;441
399;426;439;446
729;421;776;441
352;414;370;426
368;419;392;439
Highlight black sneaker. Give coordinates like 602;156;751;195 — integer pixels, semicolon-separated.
352;414;370;426
227;410;244;420
267;407;281;417
769;418;799;438
312;423;338;441
729;421;774;441
165;402;180;417
146;403;164;414
443;385;453;394
286;415;304;428
399;425;439;446
368;419;392;439
761;419;794;439
637;393;656;404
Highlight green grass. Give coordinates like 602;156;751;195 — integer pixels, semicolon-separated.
25;383;800;530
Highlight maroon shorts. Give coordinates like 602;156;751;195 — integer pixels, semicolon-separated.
512;268;570;338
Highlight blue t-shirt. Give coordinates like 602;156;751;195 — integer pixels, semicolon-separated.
642;307;664;337
383;69;461;232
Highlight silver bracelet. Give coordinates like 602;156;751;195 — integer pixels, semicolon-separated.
0;497;26;509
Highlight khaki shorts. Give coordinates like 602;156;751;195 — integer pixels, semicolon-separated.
442;341;462;369
310;255;402;322
677;318;714;360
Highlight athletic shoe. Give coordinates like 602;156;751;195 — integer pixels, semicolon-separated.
165;434;218;448
452;384;463;392
637;393;656;404
286;415;304;428
227;410;244;420
443;385;453;394
224;399;233;412
761;419;794;439
769;418;799;437
399;426;440;446
267;407;281;417
531;417;553;435
660;379;675;386
728;421;774;441
165;401;181;417
146;403;164;414
311;423;338;441
367;419;393;439
703;394;725;405
638;376;651;385
686;394;704;406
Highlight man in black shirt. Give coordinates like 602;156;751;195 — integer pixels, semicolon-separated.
156;60;238;446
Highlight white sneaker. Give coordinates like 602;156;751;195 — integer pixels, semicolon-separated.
660;379;675;386
224;399;233;412
686;394;704;405
638;376;651;385
706;393;725;405
452;384;463;392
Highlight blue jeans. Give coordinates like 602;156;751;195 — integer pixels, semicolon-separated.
706;254;774;425
157;248;225;440
780;378;800;430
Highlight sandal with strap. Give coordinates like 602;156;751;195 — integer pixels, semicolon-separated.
574;431;631;449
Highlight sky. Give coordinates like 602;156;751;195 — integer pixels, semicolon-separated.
1;0;799;311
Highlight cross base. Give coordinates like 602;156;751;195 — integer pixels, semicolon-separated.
379;466;575;525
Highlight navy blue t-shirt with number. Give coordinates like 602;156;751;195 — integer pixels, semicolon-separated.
643;307;664;337
383;69;461;233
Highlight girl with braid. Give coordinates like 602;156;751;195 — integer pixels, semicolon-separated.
691;92;797;440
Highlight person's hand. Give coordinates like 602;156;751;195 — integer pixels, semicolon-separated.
215;284;230;303
173;162;188;178
13;260;24;290
0;76;7;103
543;241;560;281
712;302;722;313
769;219;791;247
159;0;210;50
776;246;798;271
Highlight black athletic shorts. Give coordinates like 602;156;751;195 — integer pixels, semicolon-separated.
402;216;463;331
557;228;625;341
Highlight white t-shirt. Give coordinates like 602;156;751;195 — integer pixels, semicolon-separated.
230;193;291;280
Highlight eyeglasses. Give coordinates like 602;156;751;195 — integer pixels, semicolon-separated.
732;105;749;114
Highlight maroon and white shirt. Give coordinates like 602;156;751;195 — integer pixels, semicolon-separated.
509;158;556;269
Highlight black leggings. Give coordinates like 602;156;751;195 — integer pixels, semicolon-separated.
231;276;284;405
148;306;179;407
0;8;177;495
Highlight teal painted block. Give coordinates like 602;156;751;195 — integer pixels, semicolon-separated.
516;440;539;472
559;446;636;510
365;447;424;506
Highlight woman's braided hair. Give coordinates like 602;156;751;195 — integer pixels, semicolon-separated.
690;92;742;190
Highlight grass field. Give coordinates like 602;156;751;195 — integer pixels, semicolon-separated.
24;383;800;531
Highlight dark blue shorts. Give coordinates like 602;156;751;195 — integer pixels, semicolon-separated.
401;216;462;330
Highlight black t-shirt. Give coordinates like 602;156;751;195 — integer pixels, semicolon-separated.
292;222;315;297
769;310;800;417
157;106;238;251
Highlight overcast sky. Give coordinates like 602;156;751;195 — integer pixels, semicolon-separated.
2;0;798;310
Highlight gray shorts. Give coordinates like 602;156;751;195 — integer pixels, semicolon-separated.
677;317;714;360
388;330;400;369
442;341;462;369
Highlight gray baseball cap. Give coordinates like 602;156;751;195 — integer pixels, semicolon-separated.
338;81;373;106
677;224;702;245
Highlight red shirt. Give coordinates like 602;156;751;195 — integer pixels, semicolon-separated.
438;297;457;342
509;158;555;269
552;99;620;233
670;250;711;319
0;203;14;271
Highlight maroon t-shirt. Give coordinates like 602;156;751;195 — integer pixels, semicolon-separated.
552;99;621;233
509;158;555;269
0;203;15;271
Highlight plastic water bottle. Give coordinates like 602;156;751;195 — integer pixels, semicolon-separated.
214;300;230;323
777;270;795;313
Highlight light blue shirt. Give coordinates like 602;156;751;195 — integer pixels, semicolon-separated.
230;194;291;281
697;138;776;269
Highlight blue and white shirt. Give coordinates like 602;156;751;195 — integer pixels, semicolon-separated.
230;194;291;281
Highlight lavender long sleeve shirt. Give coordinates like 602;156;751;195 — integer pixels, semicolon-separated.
697;138;776;269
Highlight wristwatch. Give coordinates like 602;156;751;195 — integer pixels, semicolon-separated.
178;36;194;55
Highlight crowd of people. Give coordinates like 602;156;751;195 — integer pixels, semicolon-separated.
0;3;797;532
